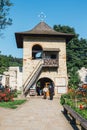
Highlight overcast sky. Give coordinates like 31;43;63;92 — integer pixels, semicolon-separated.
0;0;87;58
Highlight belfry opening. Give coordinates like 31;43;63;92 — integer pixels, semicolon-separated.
32;44;43;59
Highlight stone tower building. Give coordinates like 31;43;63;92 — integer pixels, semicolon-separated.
15;22;74;96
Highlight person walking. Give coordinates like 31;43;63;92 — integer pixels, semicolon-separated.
43;86;48;99
49;84;54;100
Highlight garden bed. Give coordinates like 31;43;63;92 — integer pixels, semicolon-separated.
61;96;87;119
60;87;87;130
63;104;87;130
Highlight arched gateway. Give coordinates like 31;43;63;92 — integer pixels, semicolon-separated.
36;77;54;96
15;22;74;97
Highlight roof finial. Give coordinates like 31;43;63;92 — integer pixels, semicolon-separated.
38;12;46;22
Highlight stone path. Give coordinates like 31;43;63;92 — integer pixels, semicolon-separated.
0;97;74;130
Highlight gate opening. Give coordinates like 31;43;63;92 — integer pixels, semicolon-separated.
36;77;54;96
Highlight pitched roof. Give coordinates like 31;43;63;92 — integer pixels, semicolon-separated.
15;22;74;48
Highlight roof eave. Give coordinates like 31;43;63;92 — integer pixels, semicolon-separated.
15;33;74;48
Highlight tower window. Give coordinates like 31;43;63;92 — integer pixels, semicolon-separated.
32;45;43;59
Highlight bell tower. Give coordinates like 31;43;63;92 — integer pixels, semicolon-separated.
15;22;74;96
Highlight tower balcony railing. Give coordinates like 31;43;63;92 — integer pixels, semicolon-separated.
43;58;58;67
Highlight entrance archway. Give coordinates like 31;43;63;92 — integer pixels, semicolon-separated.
36;77;54;96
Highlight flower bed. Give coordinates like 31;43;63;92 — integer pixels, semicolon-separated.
60;88;87;120
63;104;87;130
0;86;26;109
0;87;14;102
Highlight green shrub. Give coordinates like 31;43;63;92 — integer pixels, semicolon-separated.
60;95;65;105
61;93;70;99
13;90;22;98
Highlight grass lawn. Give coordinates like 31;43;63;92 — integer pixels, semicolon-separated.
0;99;27;109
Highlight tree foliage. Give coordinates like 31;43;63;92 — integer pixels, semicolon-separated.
54;24;76;35
68;68;81;89
53;24;87;71
53;24;87;88
0;54;22;74
0;0;13;30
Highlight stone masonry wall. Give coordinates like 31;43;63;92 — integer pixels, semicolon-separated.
23;37;68;94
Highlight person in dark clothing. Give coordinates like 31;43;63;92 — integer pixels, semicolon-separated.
36;82;41;96
36;86;40;96
49;84;54;100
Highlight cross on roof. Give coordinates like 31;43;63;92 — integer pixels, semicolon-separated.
38;12;46;21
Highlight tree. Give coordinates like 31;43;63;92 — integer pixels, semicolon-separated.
0;0;13;31
53;24;87;72
0;54;22;74
53;24;87;89
54;24;76;34
68;68;81;89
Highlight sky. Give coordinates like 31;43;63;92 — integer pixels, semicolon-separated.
0;0;87;58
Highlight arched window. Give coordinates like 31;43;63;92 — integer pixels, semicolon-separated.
32;45;43;59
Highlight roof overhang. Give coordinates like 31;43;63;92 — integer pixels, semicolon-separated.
15;22;75;48
15;33;74;48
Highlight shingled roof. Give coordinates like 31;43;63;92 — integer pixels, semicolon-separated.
15;22;74;48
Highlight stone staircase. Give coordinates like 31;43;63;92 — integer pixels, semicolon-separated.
23;60;43;96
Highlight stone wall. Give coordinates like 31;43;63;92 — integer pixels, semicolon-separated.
78;67;87;84
2;67;22;90
23;37;68;94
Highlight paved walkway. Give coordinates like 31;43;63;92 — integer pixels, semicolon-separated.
0;97;74;130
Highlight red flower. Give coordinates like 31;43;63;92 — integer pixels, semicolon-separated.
1;93;6;97
80;104;84;110
4;97;9;102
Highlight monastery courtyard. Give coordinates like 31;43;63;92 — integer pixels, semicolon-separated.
0;97;77;130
